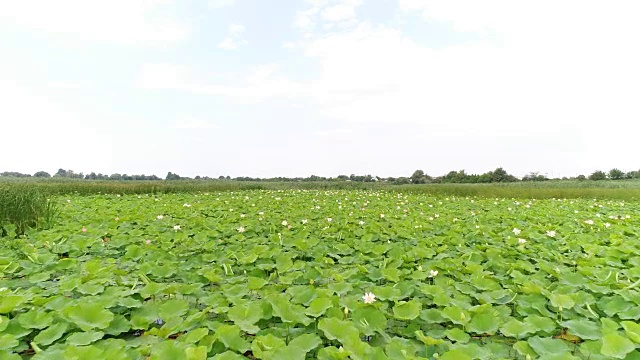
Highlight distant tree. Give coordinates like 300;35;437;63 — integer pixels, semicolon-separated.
589;170;607;181
626;170;640;179
33;171;51;178
410;170;432;184
576;174;587;181
0;171;30;177
54;168;68;177
166;172;181;180
442;170;470;183
609;168;625;180
522;172;548;182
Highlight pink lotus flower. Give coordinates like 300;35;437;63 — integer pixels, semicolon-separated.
82;227;87;232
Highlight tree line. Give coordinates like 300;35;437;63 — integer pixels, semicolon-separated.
1;167;639;183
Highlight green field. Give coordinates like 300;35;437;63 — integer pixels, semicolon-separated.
2;190;640;359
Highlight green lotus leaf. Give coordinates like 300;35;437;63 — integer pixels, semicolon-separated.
621;321;640;343
247;276;268;290
440;349;472;360
17;309;53;329
352;306;387;336
317;346;350;360
211;351;246;360
528;336;570;356
213;324;250;353
149;340;188;360
305;297;334;318
442;306;471;325
158;299;190;319
185;346;208;360
0;334;19;351
62;302;114;331
65;331;104;346
227;302;263;334
560;319;601;340
524;315;557;334
549;293;575;310
445;327;471;343
0;295;25;314
33;322;69;346
251;334;286;359
467;311;500;334
601;333;636;359
392;300;421;320
267;295;312;326
500;318;536;338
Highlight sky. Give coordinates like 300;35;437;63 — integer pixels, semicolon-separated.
1;0;639;179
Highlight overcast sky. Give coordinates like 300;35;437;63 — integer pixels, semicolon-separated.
1;0;639;179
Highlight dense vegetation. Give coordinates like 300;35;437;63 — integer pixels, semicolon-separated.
2;191;640;359
0;184;57;236
3;166;640;184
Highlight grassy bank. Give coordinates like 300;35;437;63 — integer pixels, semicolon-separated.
1;178;640;200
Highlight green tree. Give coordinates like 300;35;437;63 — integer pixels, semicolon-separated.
609;168;625;180
33;171;51;178
589;170;607;180
166;172;181;180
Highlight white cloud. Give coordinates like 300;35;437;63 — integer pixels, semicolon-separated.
136;63;193;90
134;1;640;176
294;0;363;31
136;63;305;101
172;118;218;130
321;0;362;22
218;23;247;50
0;79;115;174
0;0;189;45
209;0;236;9
47;81;82;90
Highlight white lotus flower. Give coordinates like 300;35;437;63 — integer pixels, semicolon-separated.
512;228;521;235
282;220;288;226
237;226;245;233
173;225;181;231
327;218;332;222
301;219;308;224
359;220;365;225
546;230;556;237
604;223;611;228
429;270;439;278
518;238;527;245
183;203;191;207
380;214;385;218
157;215;164;220
584;219;594;225
362;292;376;304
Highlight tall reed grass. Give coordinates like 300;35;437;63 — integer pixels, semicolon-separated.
1;178;640;200
0;183;58;236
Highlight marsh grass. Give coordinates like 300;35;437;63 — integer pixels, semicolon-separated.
0;183;58;236
2;177;640;200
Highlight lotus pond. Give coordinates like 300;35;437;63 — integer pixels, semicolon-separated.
2;190;640;359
